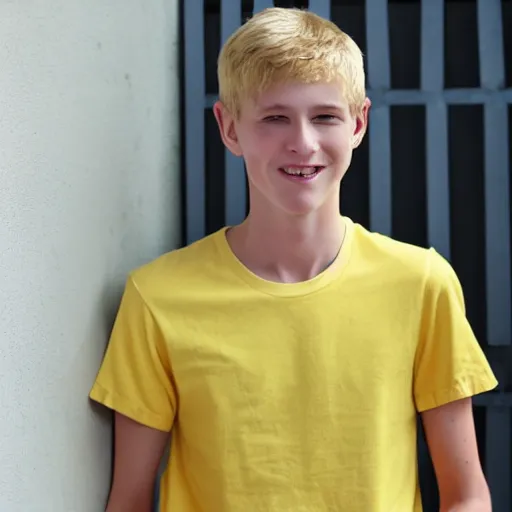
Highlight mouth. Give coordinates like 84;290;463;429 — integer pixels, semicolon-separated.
278;166;325;181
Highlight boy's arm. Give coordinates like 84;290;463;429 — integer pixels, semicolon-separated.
421;397;491;512
105;413;169;512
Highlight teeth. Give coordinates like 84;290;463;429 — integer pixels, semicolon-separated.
282;167;318;176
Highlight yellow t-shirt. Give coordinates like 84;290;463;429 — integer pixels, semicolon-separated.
90;217;498;511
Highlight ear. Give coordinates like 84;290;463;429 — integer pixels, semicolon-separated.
213;101;243;157
352;97;371;149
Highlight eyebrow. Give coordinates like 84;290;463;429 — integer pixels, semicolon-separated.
258;103;344;113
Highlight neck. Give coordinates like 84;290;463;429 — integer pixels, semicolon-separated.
226;199;345;283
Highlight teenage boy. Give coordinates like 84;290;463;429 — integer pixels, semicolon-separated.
90;8;497;512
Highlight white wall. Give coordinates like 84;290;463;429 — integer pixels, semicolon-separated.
0;1;181;509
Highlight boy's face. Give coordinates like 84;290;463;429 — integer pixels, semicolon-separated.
214;81;370;217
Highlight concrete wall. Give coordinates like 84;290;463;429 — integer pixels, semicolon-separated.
0;1;181;509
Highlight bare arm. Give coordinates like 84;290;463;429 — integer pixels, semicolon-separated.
421;398;491;512
105;412;170;512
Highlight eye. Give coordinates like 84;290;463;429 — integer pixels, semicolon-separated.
314;114;340;123
263;115;287;122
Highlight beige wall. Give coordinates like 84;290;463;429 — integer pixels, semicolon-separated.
0;1;181;509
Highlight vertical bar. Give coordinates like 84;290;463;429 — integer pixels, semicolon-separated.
184;0;206;244
308;0;331;20
224;153;247;226
421;0;450;259
483;102;511;346
368;107;392;236
478;0;510;346
366;0;391;235
417;418;439;511
221;0;247;226
421;0;444;92
425;103;450;258
485;407;511;510
253;0;273;14
221;0;241;46
366;0;391;90
477;0;505;90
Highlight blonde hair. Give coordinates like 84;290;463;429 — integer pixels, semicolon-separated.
217;7;366;118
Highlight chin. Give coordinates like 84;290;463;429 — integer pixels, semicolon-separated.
276;199;326;217
276;187;339;216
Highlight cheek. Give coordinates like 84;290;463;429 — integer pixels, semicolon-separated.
324;133;352;159
239;130;277;159
326;125;354;149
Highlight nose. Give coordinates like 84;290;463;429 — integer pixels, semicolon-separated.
285;119;320;156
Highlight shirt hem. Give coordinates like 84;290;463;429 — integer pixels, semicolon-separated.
415;373;499;412
89;382;172;432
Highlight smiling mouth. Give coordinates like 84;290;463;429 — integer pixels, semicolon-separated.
279;166;325;178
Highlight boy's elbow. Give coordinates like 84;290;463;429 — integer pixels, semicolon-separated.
105;488;154;512
441;489;492;512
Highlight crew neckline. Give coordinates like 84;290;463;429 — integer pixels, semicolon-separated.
213;216;354;298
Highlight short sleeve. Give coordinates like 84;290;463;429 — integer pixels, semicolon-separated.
413;249;498;412
89;275;176;431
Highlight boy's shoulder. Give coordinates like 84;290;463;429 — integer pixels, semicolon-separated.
128;228;227;298
350;219;455;291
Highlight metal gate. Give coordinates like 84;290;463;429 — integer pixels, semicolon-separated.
181;1;512;510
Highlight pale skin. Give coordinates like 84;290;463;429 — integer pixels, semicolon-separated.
105;413;169;512
104;81;491;511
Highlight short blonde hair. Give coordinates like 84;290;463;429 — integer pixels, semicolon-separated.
218;7;366;118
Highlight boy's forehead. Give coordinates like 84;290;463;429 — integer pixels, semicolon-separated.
245;81;349;112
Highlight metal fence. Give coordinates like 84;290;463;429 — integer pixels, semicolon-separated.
181;1;512;510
